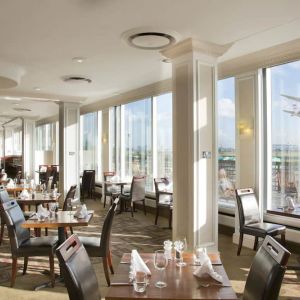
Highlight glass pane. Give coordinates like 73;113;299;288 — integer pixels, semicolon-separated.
80;112;98;175
123;98;152;190
154;92;173;182
217;77;236;207
109;107;116;172
268;60;300;208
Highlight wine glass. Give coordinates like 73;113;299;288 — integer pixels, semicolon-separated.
154;250;168;288
174;237;187;267
67;198;73;216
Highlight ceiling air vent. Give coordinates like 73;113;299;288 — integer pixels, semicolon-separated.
13;107;32;112
122;28;180;50
62;76;92;84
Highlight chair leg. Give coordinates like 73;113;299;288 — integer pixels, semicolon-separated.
45;228;48;236
107;251;114;274
23;257;28;275
253;236;259;251
237;233;243;256
102;257;111;286
143;200;146;215
11;257;18;287
131;203;134;217
70;227;73;234
49;253;55;288
103;195;107;208
281;232;286;246
155;207;159;225
169;209;172;229
0;221;5;245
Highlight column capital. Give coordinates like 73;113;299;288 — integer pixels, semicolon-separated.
161;38;232;60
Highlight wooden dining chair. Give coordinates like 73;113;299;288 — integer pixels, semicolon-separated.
56;234;101;300
119;176;146;217
1;200;58;287
235;188;286;256
154;178;173;228
81;170;96;200
78;198;119;286
243;235;290;300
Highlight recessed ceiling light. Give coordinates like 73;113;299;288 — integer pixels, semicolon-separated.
3;96;21;101
72;57;86;63
14;103;20;106
33;87;41;91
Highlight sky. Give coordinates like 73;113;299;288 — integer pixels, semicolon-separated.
271;61;300;146
218;77;235;149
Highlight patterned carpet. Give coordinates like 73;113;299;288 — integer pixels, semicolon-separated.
0;199;299;299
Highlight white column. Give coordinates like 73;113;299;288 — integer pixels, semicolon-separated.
59;102;80;202
233;72;258;248
161;38;231;250
22;119;35;179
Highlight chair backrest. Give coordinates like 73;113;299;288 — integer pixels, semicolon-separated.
99;198;119;255
103;171;116;194
0;188;11;204
153;178;168;203
1;200;30;254
243;235;290;300
235;188;261;227
130;176;146;202
63;184;77;211
82;170;95;190
56;234;101;300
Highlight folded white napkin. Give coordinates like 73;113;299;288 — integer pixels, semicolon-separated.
6;179;15;188
74;204;88;218
193;257;223;283
20;189;30;200
131;249;151;276
37;204;49;218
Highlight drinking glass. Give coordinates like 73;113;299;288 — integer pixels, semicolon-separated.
133;271;147;293
48;203;57;220
154;250;168;288
67;198;73;216
174;238;187;267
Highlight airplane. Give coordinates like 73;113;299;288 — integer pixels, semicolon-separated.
281;94;300;102
281;94;300;117
282;109;300;117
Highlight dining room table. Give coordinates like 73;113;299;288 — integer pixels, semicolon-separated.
106;252;237;300
22;209;94;290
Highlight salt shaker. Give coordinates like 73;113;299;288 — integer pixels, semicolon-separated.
163;240;173;260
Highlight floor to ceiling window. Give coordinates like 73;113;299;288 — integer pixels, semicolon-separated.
265;60;300;210
109;92;173;192
217;77;236;208
80;111;102;180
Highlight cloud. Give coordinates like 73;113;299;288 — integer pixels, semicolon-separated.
218;98;234;118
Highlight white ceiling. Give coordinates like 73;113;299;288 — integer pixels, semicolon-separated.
1;0;300;122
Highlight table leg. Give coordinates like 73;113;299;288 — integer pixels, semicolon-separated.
33;227;66;291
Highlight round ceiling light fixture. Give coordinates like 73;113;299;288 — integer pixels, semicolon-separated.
0;61;25;89
62;75;92;84
122;28;180;50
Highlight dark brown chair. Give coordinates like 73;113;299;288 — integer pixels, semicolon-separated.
119;176;146;217
243;235;290;300
154;178;173;229
81;170;95;200
0;187;34;244
235;188;286;256
56;234;101;300
103;171;120;208
0;200;58;287
62;184;77;237
78;198;119;286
